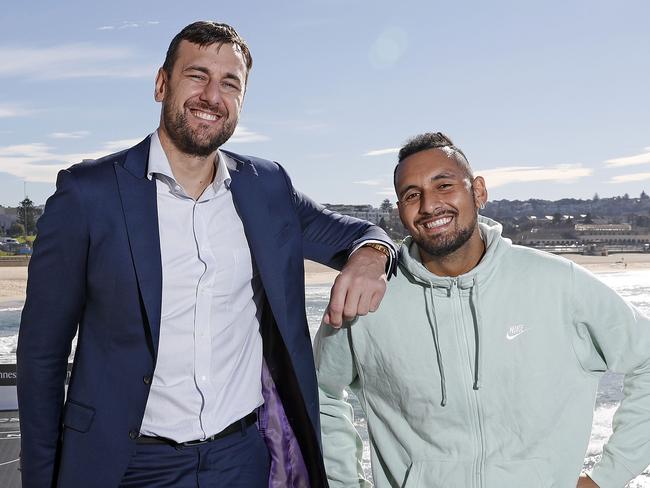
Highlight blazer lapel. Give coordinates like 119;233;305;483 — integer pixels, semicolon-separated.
115;136;163;358
226;153;288;328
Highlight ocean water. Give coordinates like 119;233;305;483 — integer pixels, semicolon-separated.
2;269;650;484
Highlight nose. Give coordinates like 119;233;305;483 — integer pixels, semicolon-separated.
419;190;442;215
199;79;222;106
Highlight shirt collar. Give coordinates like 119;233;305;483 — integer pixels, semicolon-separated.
147;130;234;191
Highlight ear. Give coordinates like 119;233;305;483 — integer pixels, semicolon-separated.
472;176;488;209
154;68;167;102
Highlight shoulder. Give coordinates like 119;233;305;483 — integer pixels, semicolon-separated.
507;243;575;272
66;137;147;181
221;149;285;176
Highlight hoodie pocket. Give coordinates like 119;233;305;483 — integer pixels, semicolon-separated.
402;459;473;488
402;458;554;488
485;458;554;488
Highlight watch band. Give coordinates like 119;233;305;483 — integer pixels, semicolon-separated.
361;242;391;259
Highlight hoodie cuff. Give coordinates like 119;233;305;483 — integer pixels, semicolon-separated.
589;456;637;488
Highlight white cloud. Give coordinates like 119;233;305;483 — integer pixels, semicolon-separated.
355;179;383;186
0;44;157;80
0;107;18;118
97;20;160;31
0;104;36;118
102;138;143;152
0;139;139;183
610;173;650;184
49;131;90;139
604;150;650;168
227;126;270;143
377;187;396;197
364;147;399;157
477;164;592;188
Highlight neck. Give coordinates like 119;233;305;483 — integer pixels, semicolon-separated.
420;227;486;277
157;127;218;200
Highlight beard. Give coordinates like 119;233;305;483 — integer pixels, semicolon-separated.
162;98;237;157
414;211;477;257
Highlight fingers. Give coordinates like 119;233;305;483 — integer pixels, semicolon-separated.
325;275;346;328
368;287;385;313
324;271;387;328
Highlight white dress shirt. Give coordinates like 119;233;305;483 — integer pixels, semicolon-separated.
139;132;264;442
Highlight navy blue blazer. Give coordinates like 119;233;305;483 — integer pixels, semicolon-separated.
17;136;394;488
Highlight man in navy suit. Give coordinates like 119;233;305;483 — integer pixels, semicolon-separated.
17;21;395;488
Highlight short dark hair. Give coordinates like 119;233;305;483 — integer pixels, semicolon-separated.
162;21;253;77
394;132;473;188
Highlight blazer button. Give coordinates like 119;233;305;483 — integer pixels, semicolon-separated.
129;430;138;440
143;375;152;385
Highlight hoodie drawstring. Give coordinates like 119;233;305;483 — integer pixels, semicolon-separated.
468;279;483;391
424;277;484;405
425;281;447;407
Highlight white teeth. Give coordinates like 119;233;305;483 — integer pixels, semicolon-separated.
424;216;452;229
191;110;219;121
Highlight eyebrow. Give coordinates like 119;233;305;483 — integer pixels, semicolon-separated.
184;65;243;84
430;171;458;181
397;172;460;197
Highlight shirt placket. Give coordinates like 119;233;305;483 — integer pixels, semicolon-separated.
192;196;218;439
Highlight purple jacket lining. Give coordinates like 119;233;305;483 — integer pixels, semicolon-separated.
258;360;311;487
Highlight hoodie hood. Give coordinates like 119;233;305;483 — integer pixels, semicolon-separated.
398;215;509;287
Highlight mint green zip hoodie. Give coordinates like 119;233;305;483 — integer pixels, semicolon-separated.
315;217;650;488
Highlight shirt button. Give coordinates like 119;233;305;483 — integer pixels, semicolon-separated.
129;430;138;440
143;375;152;385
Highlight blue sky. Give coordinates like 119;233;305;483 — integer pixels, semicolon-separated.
1;0;649;207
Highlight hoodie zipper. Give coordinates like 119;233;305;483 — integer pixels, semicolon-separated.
453;279;486;488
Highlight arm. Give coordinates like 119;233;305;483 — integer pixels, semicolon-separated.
570;263;650;488
280;167;396;326
314;321;372;487
17;169;89;487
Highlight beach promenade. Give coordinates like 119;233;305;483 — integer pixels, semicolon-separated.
2;252;650;303
303;252;650;285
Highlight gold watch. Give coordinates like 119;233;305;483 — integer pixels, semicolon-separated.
361;242;391;259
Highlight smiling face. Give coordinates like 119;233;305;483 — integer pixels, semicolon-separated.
395;148;487;262
155;40;247;157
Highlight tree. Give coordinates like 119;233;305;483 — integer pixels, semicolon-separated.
378;217;388;232
380;198;393;212
17;197;36;235
8;222;24;237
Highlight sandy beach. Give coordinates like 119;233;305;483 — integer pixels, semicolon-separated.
305;253;650;285
1;253;648;304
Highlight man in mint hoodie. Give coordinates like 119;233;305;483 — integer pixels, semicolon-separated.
314;132;650;488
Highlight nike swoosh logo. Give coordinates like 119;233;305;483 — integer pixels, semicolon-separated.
506;329;528;340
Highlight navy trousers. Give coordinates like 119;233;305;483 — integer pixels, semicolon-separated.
119;423;270;487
